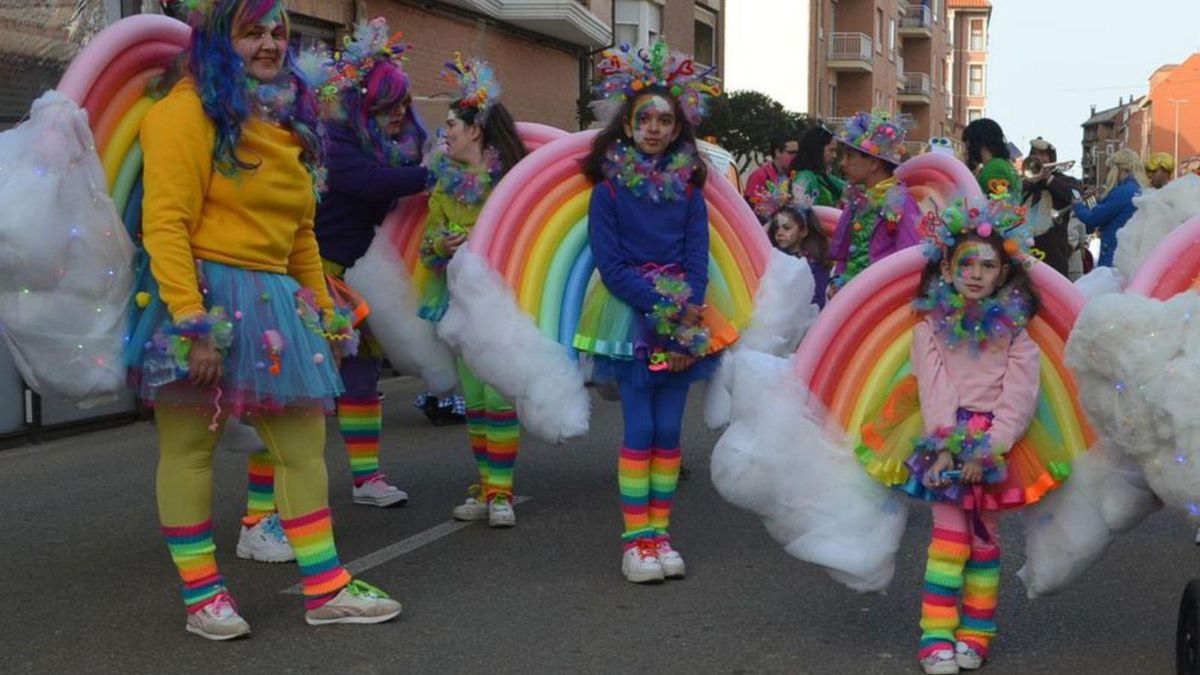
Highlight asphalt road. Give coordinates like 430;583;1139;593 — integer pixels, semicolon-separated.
1;375;1194;674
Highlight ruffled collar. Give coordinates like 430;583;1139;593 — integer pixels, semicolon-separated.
424;141;502;206
914;280;1032;352
601;141;698;203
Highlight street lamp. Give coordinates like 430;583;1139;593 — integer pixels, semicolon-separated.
1170;98;1189;178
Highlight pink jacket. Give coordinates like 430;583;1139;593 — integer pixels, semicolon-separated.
910;317;1041;451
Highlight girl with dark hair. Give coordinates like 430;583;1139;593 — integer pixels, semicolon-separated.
791;124;846;207
854;198;1061;674
963;118;1020;203
129;0;401;639
753;176;832;307
575;42;736;584
419;55;529;527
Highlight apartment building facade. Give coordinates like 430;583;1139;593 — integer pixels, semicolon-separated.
808;0;956;155
947;0;990;139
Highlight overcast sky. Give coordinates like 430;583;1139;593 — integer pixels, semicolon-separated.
726;0;1200;175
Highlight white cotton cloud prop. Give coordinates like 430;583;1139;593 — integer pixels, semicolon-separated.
345;219;458;395
437;248;589;443
1114;174;1200;281
704;250;818;429
0;91;133;405
710;350;908;592
1017;444;1161;597
1073;266;1124;300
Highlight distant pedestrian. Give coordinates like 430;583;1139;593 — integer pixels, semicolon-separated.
1145;152;1175;189
790;123;846;208
963;118;1020;204
1074;148;1147;267
744;133;799;216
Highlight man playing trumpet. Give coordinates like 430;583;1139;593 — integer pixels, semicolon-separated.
1021;137;1080;276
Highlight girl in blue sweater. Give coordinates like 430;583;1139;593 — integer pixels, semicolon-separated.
574;42;733;584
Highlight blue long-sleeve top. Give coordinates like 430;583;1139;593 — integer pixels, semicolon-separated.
588;179;709;312
1074;174;1141;267
315;124;429;268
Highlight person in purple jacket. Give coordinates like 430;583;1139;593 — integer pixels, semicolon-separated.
574;41;736;584
827;111;922;297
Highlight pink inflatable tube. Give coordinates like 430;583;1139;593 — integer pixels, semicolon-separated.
58;14;189;103
82;41;181;120
514;122;568;151
813;205;841;237
1128;215;1200;299
895;153;983;202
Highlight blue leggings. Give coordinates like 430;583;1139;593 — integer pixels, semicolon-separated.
617;381;691;450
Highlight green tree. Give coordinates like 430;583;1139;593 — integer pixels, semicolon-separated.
699;90;814;174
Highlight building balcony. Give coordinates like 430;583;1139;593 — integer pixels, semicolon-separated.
899;3;933;38
828;32;874;72
439;0;612;48
898;72;932;104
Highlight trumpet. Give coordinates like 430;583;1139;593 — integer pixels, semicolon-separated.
1023;158;1075;179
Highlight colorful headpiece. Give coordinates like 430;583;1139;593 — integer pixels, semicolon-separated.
442;53;502;124
304;18;411;106
1146;152;1176;173
161;0;286;30
751;173;817;220
594;41;721;127
835;110;912;166
919;197;1036;267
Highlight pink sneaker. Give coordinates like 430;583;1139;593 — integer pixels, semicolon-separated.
655;540;686;578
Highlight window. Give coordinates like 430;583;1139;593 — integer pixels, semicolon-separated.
875;88;882;108
888;18;896;59
829;83;837;117
968;64;984;96
288;14;338;53
694;5;717;66
933;0;941;23
969;19;985;51
875;9;883;53
616;0;663;48
968;108;983;123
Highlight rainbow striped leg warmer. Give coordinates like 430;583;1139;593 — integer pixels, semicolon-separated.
619;447;655;548
918;525;972;659
339;395;384;487
244;449;276;525
279;508;352;609
465;403;488;490
649;447;682;541
956;544;1001;656
162;520;225;613
483;385;518;500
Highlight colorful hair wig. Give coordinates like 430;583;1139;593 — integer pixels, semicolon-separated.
348;60;428;166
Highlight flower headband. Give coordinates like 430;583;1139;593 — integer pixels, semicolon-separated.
594;40;721;127
442;53;502;123
835;110;912;166
919;197;1036;267
304;18;411;106
751;173;816;220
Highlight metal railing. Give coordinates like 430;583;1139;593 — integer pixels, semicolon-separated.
824;116;851;131
900;3;932;29
901;72;932;96
829;32;872;61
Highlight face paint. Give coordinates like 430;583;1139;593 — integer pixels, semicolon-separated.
951;242;996;277
630;95;674;147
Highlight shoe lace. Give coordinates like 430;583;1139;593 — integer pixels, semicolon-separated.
466;483;482;499
655;540;675;554
635;539;659;561
262;514;288;544
208;592;239;618
344;579;387;600
490;493;509;507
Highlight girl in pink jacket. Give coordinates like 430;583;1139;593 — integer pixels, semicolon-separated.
855;198;1069;674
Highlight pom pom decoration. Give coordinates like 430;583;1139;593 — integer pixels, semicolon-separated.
593;41;720;127
919;196;1035;267
442;53;502;124
750;172;817;221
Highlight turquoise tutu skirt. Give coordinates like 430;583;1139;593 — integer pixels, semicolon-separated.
124;260;343;414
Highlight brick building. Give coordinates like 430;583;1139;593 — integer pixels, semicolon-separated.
808;0;957;154
946;0;990;139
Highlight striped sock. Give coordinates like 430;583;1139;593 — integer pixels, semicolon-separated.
619;447;654;548
918;526;972;658
338;396;383;487
484;397;519;500
649;447;682;541
956;545;1001;657
162;520;225;613
244;450;275;525
465;403;489;490
279;508;353;609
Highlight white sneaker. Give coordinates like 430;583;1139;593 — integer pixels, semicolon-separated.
236;513;295;563
451;485;488;521
185;592;250;641
954;642;984;670
655;540;686;578
920;648;960;675
488;494;516;528
352;476;409;507
304;580;402;626
621;541;665;584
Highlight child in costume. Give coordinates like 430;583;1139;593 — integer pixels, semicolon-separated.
575;41;735;584
963;118;1021;204
828;111;921;295
418;54;528;527
790;123;846;208
127;0;401;639
855;198;1069;673
754;175;831;308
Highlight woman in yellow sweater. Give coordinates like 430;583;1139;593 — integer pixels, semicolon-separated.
127;0;399;640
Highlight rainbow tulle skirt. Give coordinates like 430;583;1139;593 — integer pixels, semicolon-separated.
854;374;1073;510
124;260;343;414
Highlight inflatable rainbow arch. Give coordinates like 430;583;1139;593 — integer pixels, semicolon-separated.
1128;214;1200;299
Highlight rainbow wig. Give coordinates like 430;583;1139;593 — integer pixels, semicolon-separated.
183;0;324;176
346;60;428;167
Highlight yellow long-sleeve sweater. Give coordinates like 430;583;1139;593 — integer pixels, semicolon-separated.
140;78;333;323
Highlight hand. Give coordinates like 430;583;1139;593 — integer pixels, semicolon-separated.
960;458;985;484
922;451;955;489
666;352;696;373
188;337;223;388
442;233;468;255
